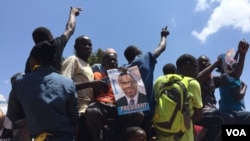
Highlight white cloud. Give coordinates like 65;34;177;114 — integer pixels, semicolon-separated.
4;79;9;84
195;0;220;11
195;0;210;11
0;94;7;102
192;0;250;43
0;94;7;114
171;18;177;28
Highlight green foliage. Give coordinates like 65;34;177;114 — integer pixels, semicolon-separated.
88;48;105;66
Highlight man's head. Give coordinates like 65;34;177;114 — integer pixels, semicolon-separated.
162;63;177;75
104;48;117;56
32;27;53;44
102;48;118;70
29;41;56;70
124;45;142;64
198;55;211;72
118;72;138;98
74;35;92;61
176;54;199;78
123;126;146;141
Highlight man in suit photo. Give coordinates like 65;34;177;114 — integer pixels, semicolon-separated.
116;72;148;107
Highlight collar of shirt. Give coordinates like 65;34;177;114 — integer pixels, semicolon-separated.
126;92;139;105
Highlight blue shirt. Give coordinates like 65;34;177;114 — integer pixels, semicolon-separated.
219;78;245;112
91;63;106;73
126;52;157;116
7;66;78;137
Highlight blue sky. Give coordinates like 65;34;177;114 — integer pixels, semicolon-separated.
0;0;250;110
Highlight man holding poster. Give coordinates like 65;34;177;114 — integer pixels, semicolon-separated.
107;66;150;115
85;51;144;141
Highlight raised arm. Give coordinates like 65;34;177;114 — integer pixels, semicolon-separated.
197;59;220;83
152;26;170;58
232;39;249;79
63;7;82;40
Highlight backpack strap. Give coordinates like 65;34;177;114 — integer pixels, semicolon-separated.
156;78;187;129
182;78;195;114
177;80;188;114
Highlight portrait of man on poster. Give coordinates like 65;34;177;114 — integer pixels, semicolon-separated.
116;72;148;107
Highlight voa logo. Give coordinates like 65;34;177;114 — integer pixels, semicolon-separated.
226;129;246;136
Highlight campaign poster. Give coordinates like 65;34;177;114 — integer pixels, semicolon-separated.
107;66;150;115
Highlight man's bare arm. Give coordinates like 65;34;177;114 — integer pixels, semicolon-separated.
152;26;170;58
233;39;249;79
63;7;82;40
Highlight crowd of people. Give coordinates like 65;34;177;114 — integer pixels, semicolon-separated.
0;6;249;141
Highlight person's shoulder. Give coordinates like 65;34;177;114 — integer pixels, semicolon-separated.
139;92;147;97
183;76;197;82
116;96;126;104
91;63;102;70
11;72;24;83
117;96;126;101
63;55;78;62
94;72;106;80
56;75;76;90
55;72;74;83
138;93;147;102
183;76;200;86
154;75;166;82
92;63;102;67
54;34;67;43
48;35;68;49
130;52;151;63
139;52;153;59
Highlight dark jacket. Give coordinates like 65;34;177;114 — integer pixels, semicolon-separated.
116;93;148;106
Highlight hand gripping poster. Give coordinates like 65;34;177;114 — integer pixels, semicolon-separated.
107;66;150;115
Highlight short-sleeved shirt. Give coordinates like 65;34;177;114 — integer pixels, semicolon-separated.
25;35;67;73
154;76;203;141
187;77;203;116
182;78;203;141
126;52;157;116
218;77;245;112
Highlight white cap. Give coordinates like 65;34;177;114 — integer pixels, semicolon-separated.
104;48;117;56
